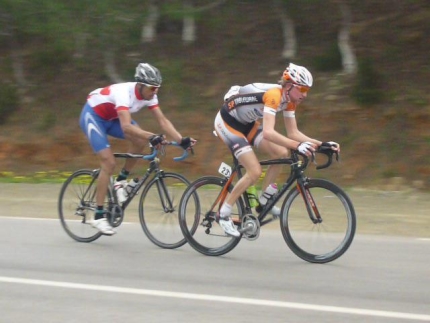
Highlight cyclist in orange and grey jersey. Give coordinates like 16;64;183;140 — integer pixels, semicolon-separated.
214;63;340;237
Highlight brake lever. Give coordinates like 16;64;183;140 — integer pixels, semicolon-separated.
311;151;317;165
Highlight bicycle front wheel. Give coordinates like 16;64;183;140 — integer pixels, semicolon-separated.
179;176;243;256
280;179;356;263
139;172;190;249
58;169;105;243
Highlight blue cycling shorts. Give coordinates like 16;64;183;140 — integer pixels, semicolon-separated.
79;103;138;153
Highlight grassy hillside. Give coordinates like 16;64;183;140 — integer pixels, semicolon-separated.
0;1;429;190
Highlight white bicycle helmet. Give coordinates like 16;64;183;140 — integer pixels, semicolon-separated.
282;63;313;87
135;63;162;86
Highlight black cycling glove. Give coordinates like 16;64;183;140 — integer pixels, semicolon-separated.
149;134;165;147
180;137;192;150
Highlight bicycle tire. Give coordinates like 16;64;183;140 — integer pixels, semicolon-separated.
280;178;356;263
58;169;106;243
179;176;243;256
139;172;190;249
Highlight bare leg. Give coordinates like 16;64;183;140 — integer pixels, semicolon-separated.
219;150;262;237
257;138;289;190
96;147;116;207
224;150;262;207
121;128;147;173
91;147;117;235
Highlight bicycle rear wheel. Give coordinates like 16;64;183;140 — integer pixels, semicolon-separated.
280;179;356;263
139;172;190;249
179;176;243;256
58;169;107;242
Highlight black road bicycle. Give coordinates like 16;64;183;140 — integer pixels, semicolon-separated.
58;142;191;248
178;146;356;263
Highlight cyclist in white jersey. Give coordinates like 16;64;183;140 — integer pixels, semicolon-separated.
79;63;196;235
214;63;340;237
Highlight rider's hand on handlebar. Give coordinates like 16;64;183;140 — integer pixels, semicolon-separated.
321;141;340;152
297;142;316;156
149;134;167;149
180;137;197;152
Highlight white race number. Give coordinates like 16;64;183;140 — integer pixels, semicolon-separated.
218;162;232;178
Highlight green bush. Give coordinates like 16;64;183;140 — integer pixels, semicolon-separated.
352;57;384;106
0;83;19;124
31;41;72;79
313;43;343;72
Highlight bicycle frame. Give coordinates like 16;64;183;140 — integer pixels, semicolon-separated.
110;143;191;211
215;149;336;228
115;158;160;211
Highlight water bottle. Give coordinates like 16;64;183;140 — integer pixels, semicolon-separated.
258;183;278;206
125;178;139;196
246;185;258;208
114;182;127;204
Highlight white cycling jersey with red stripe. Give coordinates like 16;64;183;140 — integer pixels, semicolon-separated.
86;82;159;121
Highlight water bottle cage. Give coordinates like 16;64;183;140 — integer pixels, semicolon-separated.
262;192;273;200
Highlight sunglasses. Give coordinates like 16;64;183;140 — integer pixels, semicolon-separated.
147;85;160;92
293;84;310;93
141;83;160;92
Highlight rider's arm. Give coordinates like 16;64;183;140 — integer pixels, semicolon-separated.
262;112;302;150
283;116;322;146
150;107;183;142
117;109;155;140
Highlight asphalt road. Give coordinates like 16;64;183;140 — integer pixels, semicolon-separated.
0;184;429;322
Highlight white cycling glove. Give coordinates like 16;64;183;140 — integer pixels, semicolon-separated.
297;142;314;155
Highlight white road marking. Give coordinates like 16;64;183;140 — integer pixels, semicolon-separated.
0;276;429;321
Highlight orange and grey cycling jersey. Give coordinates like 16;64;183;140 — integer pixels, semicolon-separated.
222;83;297;124
215;83;296;158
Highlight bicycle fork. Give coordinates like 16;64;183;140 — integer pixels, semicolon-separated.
296;178;322;224
154;176;175;213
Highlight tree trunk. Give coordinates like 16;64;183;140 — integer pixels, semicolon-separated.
73;32;88;59
182;1;196;43
273;0;296;60
141;1;159;43
1;14;27;88
338;2;357;74
104;50;124;84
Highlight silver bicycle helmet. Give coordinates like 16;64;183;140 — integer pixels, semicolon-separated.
282;63;313;87
134;63;162;86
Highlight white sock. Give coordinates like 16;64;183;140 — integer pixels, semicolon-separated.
220;203;232;219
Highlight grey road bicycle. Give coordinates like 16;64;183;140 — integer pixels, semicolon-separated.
58;142;191;248
178;146;356;263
